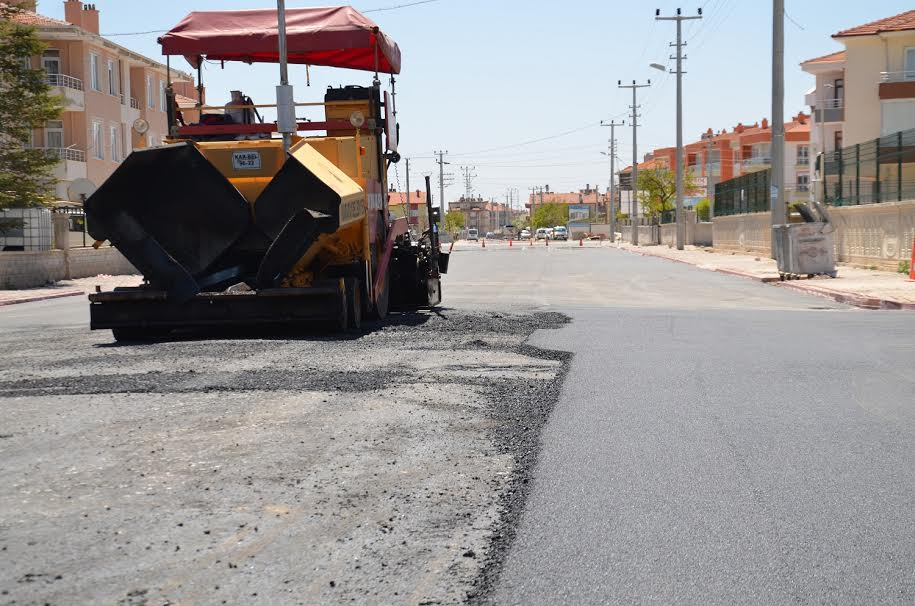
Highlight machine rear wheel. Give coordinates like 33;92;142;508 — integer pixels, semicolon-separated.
111;327;168;342
345;278;362;331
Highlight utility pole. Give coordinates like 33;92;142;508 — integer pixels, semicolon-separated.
618;80;651;245
460;166;477;198
771;0;786;256
657;8;702;250
602;120;625;243
435;150;450;217
405;157;410;198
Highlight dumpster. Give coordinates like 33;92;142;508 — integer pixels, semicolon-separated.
773;222;837;280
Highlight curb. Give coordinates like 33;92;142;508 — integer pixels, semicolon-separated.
0;290;84;307
617;247;913;311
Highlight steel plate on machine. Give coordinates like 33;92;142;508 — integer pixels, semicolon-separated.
232;150;262;170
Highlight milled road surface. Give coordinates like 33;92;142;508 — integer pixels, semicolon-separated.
2;242;914;605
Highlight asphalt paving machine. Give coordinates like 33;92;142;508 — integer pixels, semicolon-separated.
85;6;447;340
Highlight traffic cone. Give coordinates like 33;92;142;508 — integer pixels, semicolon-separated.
545;238;549;247
579;238;583;247
509;239;513;247
909;236;915;281
530;237;533;246
482;239;485;248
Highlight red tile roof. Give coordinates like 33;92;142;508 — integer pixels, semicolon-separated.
7;9;73;28
801;50;846;65
834;10;915;37
388;190;427;206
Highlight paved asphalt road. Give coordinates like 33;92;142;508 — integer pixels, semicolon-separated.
2;243;913;604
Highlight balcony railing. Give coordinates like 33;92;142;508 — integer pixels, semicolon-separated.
130;97;139;110
742;156;771;169
880;71;915;83
820;97;843;109
35;147;86;162
44;73;83;91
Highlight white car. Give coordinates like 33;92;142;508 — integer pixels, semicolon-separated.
467;228;479;241
534;228;551;240
519;229;532;239
552;226;568;241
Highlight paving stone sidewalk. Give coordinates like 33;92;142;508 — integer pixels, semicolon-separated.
617;243;915;310
0;275;142;306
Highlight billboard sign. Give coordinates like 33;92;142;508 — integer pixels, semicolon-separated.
569;204;590;223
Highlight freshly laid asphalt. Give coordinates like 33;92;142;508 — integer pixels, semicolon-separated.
446;244;914;605
2;243;913;605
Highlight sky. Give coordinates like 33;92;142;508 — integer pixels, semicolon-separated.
38;0;915;206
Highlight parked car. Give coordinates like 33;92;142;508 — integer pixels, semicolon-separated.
552;226;568;241
535;227;551;240
467;228;479;241
519;228;532;239
485;231;496;239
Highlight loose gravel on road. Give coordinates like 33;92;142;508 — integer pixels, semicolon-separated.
0;309;569;605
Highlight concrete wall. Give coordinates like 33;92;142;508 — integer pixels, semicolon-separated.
713;212;773;255
693;222;714;246
0;246;136;289
828;199;915;269
620;225;659;245
711;199;915;269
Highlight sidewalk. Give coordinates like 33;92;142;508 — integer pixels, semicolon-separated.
617;243;915;310
0;274;142;307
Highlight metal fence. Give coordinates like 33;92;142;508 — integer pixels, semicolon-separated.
823;128;915;206
714;170;771;217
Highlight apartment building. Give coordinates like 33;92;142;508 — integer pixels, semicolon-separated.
388;189;430;233
13;1;200;201
449;196;521;234
525;185;606;219
802;10;915;199
621;113;812;207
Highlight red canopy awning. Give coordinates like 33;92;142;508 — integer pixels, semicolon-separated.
158;6;401;74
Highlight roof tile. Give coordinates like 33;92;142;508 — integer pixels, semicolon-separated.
833;9;915;37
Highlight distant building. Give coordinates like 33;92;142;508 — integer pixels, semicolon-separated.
449;196;522;233
12;1;202;201
526;184;606;222
388;189;430;232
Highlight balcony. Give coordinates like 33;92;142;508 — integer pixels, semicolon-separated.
34;147;87;198
879;71;915;100
121;96;141;126
44;73;84;111
814;97;844;124
130;97;139;110
741;156;771;172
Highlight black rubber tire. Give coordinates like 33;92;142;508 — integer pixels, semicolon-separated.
345;278;362;331
111;327;167;342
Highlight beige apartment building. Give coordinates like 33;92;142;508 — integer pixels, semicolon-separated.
803;10;915;156
13;0;199;201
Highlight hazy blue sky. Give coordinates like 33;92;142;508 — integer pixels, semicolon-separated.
39;0;913;204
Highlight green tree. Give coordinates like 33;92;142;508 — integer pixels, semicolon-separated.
443;210;465;235
637;168;697;222
0;2;64;232
531;203;568;229
694;198;710;222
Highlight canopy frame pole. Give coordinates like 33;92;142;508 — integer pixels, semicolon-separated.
276;0;293;153
196;58;203;109
373;28;380;85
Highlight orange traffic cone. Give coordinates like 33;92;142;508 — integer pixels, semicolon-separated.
509;239;513;247
579;238;583;247
482;239;486;248
545;238;549;247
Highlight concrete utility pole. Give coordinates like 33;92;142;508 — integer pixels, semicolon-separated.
602;120;625;242
656;8;702;250
771;0;786;256
618;80;651;245
435;150;449;216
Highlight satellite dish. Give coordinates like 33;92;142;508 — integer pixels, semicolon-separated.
349;111;365;128
133;118;149;134
67;178;97;204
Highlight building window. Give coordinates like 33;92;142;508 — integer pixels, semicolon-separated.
796;174;810;193
45;119;64;149
89;53;100;91
834;131;843;152
107;59;117;96
146;75;154;108
91;120;103;160
797;145;809;165
110;125;119;162
833;78;844;104
41;49;60;76
905;47;915;79
159;79;166;112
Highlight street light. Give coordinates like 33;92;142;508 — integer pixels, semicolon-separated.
649;63;667;72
